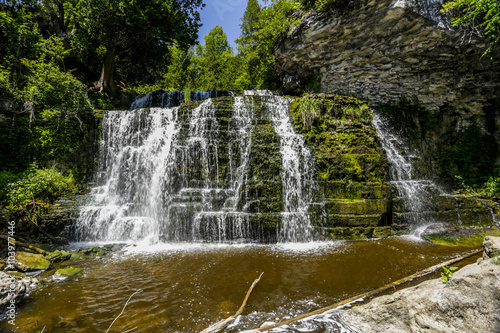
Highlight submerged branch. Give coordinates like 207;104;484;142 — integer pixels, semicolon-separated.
200;272;264;333
246;250;482;332
105;289;143;333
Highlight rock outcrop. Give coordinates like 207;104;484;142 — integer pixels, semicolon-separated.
275;0;500;115
0;272;38;315
342;237;500;332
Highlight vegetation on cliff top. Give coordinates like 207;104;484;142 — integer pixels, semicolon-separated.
442;0;500;58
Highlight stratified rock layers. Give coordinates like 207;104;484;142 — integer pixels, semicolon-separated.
275;0;500;114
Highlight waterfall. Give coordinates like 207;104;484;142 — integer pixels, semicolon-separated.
266;95;315;242
372;113;441;233
76;107;179;243
77;94;315;243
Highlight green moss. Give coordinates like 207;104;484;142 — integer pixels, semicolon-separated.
54;267;83;278
423;230;500;247
45;250;72;263
15;252;51;271
328;227;374;240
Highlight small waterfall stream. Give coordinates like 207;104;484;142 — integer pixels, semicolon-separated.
77;93;315;243
372;113;441;233
266;95;315;242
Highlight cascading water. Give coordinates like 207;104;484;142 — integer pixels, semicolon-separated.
77;94;315;243
265;95;315;242
77;107;179;243
372;113;442;233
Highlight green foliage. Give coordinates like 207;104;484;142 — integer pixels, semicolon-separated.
297;93;323;128
191;26;239;90
73;0;204;91
235;0;302;89
442;0;500;58
21;59;92;119
5;165;77;208
300;0;352;11
485;177;500;196
441;265;458;283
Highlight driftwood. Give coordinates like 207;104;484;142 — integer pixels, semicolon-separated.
200;272;264;333
246;249;482;332
0;234;46;255
105;289;143;333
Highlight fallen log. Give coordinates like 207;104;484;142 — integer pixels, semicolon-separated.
0;235;46;255
200;272;264;333
246;249;482;332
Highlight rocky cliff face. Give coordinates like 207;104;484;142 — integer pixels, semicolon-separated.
275;0;500;115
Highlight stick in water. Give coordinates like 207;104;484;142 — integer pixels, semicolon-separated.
105;289;143;333
200;272;264;333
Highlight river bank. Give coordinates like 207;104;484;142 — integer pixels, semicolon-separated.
341;236;500;333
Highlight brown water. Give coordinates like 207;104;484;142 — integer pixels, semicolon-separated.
2;237;480;333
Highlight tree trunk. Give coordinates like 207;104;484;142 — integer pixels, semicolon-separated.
97;46;118;95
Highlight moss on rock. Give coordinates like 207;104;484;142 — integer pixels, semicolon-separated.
15;251;51;272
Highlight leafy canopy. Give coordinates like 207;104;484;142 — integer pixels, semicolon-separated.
442;0;500;57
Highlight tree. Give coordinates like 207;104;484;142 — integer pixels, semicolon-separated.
442;0;500;57
74;0;205;94
162;44;196;90
192;25;237;90
235;0;301;89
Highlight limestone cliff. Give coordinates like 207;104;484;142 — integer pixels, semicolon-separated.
275;0;500;115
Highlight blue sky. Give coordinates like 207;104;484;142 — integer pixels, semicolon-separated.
197;0;262;47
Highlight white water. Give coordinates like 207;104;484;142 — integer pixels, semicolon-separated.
266;96;315;242
77;94;315;243
77;108;179;244
372;113;442;233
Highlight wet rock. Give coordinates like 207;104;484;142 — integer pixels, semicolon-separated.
45;250;72;263
342;244;500;332
14;252;51;272
0;271;38;314
420;223;460;237
54;268;83;278
483;236;500;259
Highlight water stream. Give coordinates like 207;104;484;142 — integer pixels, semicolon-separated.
372;113;442;234
2;238;479;333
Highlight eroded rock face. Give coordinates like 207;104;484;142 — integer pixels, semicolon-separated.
483;236;500;259
275;0;500;114
342;248;500;332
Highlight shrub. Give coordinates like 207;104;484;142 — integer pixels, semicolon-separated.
21;60;92;120
6;166;77;208
485;177;500;196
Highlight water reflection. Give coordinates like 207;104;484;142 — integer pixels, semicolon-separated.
2;237;479;332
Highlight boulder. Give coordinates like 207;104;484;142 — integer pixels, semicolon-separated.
342;249;500;332
14;252;51;272
45;250;72;263
53;268;83;278
0;272;38;315
483;236;500;259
